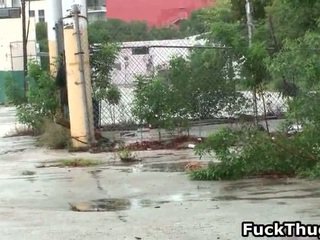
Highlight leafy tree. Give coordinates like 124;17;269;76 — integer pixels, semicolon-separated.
132;76;175;140
88;20;113;43
91;43;119;100
179;9;210;36
90;42;123;126
230;0;272;21
89;19;151;43
267;0;320;45
148;27;182;40
132;48;243;137
88;14;209;44
190;0;320;181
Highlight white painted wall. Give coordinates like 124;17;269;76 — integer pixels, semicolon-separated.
0;18;36;71
0;0;44;71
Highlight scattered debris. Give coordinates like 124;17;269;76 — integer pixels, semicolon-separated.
184;162;203;172
126;135;202;151
118;148;141;162
287;124;303;135
142;161;205;173
187;144;196;149
120;131;136;137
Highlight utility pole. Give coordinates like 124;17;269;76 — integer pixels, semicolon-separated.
21;0;28;96
62;0;95;149
245;0;258;126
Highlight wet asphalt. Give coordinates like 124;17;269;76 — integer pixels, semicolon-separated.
0;106;319;240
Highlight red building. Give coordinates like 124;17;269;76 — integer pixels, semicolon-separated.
106;0;214;27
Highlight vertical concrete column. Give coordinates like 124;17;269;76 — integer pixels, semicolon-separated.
62;0;95;149
46;0;62;74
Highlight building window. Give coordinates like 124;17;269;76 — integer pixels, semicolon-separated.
132;47;149;55
29;10;35;17
38;9;45;22
0;0;5;8
11;0;20;7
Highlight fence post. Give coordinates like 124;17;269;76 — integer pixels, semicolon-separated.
21;0;28;96
62;1;95;149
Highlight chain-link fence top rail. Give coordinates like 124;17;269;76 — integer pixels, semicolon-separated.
91;42;288;135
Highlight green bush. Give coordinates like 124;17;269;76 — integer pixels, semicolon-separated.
14;62;58;131
298;163;320;180
192;124;320;181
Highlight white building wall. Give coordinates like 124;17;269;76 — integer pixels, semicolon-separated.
26;0;47;23
0;18;36;71
0;0;43;71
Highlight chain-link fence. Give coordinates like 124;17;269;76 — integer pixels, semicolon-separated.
92;40;289;140
9;40;39;71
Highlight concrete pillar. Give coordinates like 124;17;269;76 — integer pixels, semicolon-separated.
62;0;95;149
46;0;62;74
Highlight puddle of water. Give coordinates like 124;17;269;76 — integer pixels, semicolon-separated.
93;199;131;211
26;177;36;183
89;170;104;191
159;153;175;156
21;170;36;176
142;162;188;172
108;161;192;173
109;161;138;167
1;148;27;155
69;193;211;212
248;188;320;196
212;191;320;201
223;179;298;192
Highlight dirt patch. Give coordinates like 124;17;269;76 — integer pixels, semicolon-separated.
70;198;131;212
37;158;102;168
